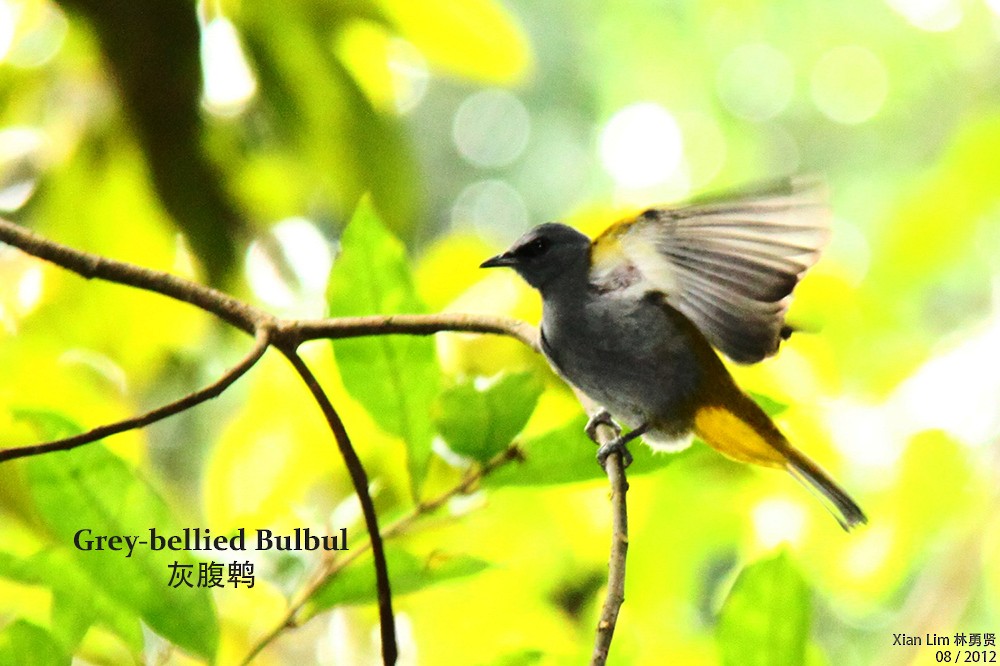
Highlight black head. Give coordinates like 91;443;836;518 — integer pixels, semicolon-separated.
480;223;591;290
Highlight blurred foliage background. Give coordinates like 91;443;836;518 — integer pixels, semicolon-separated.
1;0;1000;664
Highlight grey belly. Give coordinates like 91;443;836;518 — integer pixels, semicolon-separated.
540;296;701;429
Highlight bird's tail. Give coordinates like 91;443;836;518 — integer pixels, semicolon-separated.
783;446;868;530
692;396;867;531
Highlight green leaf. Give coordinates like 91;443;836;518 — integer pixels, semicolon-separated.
716;550;812;666
306;549;489;614
240;4;419;233
748;392;788;417
433;372;543;463
482;650;545;666
327;198;440;494
50;588;94;654
16;411;218;661
486;416;687;487
0;549;143;654
0;621;69;666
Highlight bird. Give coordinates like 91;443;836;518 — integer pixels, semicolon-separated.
480;177;867;530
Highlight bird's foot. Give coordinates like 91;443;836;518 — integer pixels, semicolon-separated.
596;436;634;469
594;423;650;470
585;409;621;443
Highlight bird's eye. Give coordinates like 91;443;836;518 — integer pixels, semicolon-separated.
517;237;550;259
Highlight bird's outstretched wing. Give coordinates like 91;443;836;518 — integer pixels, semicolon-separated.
589;177;830;363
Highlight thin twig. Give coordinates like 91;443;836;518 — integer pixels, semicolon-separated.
0;217;268;334
278;314;539;351
277;350;397;666
0;326;273;462
2;218;632;664
242;445;523;664
0;219;539;351
591;439;629;666
1;219;539;664
1;219;398;663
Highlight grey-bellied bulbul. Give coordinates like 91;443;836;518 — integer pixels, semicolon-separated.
480;177;867;530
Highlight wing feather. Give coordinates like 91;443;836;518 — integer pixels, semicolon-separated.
663;250;797;301
676;291;781;362
590;177;829;363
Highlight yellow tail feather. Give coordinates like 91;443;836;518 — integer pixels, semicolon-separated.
693;398;867;531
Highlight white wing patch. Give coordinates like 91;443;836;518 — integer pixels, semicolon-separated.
590;214;680;299
619;223;680;295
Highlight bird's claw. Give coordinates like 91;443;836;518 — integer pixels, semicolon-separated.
596;436;633;469
585;410;641;468
585;409;621;443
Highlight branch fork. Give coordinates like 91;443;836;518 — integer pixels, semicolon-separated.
0;218;630;665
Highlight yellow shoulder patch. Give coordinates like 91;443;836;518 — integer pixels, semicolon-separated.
590;216;639;275
590;233;623;273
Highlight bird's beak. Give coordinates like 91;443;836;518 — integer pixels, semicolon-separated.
480;252;516;269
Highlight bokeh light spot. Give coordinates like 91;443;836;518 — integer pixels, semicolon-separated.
888;303;1000;446
0;247;45;330
827;218;871;286
0;126;46;213
388;38;430;114
6;1;67;68
752;497;807;548
599;102;683;190
335;22;429;113
810;45;889;125
451;179;528;243
675;112;727;190
825;398;903;470
453;89;531;168
247;218;332;315
517;110;592;215
845;524;893;578
200;16;258;117
0;2;17;62
885;0;963;31
716;43;794;122
16;264;42;312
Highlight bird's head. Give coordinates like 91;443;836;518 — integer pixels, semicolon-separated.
480;223;591;290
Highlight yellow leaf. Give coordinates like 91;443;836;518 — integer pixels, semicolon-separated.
334;20;397;110
376;0;533;84
413;233;494;310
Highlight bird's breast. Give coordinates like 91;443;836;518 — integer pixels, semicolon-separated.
540;291;702;428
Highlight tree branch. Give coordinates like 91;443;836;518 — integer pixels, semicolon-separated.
1;218;399;663
0;325;273;463
278;350;397;666
1;218;632;664
572;396;631;663
277;314;539;352
0;217;269;334
591;436;629;666
242;445;524;664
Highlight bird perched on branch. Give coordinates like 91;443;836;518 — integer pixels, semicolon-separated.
480;177;867;530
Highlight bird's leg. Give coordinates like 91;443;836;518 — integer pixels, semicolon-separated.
585;409;621;443
595;423;650;469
